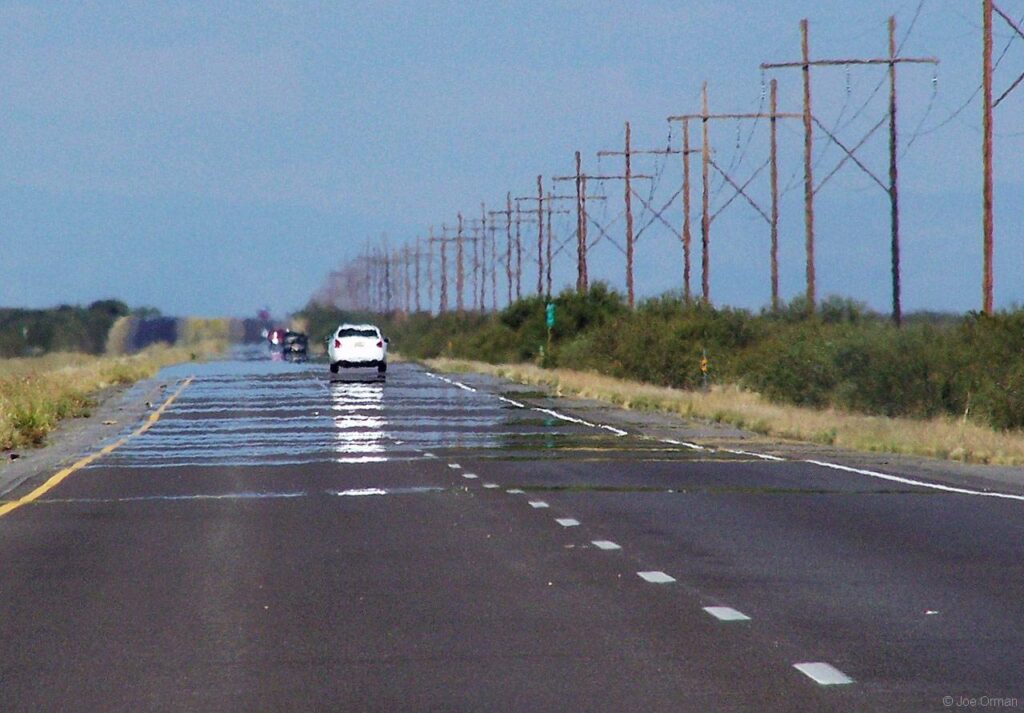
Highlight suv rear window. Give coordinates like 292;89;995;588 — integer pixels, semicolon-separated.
338;328;378;338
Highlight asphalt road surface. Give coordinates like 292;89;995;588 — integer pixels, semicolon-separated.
1;348;1022;711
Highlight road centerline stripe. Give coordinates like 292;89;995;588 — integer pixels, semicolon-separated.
0;376;195;519
637;571;676;584
793;662;854;686
703;606;752;622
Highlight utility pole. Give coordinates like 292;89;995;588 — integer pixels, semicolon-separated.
456;213;465;312
401;244;412;314
983;0;994;315
430;226;459;314
979;2;1024;313
551;154;622;297
669;80;799;309
763;17;937;321
487;196;515;307
599;121;683;306
480;202;490;311
414;236;422;313
516;178;574;298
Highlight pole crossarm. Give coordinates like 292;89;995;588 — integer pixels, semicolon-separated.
707;157;772;225
669;112;801;121
812;114;889;194
761;57;937;70
597;149;684;156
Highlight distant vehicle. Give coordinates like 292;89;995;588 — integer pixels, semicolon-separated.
328;323;388;374
267;328;287;346
283;331;308;360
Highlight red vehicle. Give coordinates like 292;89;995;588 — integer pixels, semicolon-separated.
267;328;287;346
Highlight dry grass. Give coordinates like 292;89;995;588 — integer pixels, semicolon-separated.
424;357;1024;466
0;342;221;450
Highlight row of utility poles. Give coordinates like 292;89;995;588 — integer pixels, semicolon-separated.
324;6;1013;321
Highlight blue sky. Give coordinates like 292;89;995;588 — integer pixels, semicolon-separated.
1;1;1022;318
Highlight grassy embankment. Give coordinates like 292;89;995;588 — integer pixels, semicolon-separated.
302;286;1024;466
1;315;229;451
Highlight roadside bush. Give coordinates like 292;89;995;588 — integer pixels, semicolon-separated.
299;292;1024;432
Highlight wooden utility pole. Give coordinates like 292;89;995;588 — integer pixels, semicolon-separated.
670;80;799;308
682;120;692;300
979;1;1024;314
556;151;650;306
553;153;590;293
545;192;554;298
414;236;422;313
516;179;574;299
487;196;515;307
511;202;542;301
983;0;994;315
763;17;937;321
597;122;672;307
430;227;459;314
402;244;412;314
701;86;711;303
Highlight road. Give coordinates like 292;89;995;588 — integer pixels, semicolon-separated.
1;349;1022;711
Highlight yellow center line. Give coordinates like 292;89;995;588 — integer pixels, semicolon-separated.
0;375;195;519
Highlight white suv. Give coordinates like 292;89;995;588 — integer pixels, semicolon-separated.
328;323;388;374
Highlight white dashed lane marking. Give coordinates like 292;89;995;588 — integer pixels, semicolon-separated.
506;488;525;494
703;606;752;622
461;473;478;480
529;501;550;509
483;483;500;489
637;571;676;584
793;662;855;686
447;463;462;470
591;540;622;550
555;518;580;527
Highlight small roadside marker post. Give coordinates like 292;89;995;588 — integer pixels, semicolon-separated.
545;302;555;362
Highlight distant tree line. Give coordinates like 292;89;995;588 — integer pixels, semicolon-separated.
0;300;134;357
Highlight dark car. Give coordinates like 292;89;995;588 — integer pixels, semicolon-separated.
283;331;308;360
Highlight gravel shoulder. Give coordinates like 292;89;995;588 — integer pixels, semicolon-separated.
0;376;174;498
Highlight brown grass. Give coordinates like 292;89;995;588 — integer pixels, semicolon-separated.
0;342;221;451
422;357;1024;466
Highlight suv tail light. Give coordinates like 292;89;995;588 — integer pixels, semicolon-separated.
376;341;383;348
334;339;341;348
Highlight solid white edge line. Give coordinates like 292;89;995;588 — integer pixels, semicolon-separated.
793;662;854;686
428;368;1023;504
660;438;707;451
720;447;785;462
805;459;1024;502
703;606;752;622
427;369;628;437
555;518;580;527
